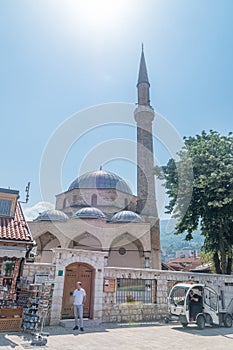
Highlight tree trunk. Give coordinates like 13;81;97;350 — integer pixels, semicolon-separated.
227;247;233;275
226;256;232;275
220;251;227;274
219;228;227;274
213;252;222;274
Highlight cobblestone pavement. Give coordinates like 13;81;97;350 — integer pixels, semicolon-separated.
0;322;233;350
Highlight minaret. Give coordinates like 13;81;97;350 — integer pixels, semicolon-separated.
134;45;160;269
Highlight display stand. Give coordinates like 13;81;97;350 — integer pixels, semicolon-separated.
18;288;40;332
29;284;52;347
30;309;49;346
18;280;53;343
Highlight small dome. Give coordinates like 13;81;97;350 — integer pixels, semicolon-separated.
111;210;143;223
73;207;106;220
68;170;132;194
35;209;69;222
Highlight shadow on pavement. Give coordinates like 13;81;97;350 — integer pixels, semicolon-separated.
171;324;233;338
0;333;19;348
0;323;163;348
4;321;233;348
41;321;164;336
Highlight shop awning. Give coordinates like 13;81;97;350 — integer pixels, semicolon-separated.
0;246;26;258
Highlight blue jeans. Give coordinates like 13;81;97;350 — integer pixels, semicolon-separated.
73;304;84;328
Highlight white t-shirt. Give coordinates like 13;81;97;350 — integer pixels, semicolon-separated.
73;288;86;305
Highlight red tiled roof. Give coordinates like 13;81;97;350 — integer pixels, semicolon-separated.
161;262;177;271
0;202;33;242
165;262;184;271
169;257;201;264
165;257;203;272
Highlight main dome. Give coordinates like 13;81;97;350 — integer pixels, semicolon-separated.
68;170;132;194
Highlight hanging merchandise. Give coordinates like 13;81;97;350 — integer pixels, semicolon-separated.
18;277;54;333
0;257;23;332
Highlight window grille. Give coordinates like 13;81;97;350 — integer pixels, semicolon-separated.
116;278;153;304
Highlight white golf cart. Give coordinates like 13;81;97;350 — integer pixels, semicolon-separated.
167;283;233;329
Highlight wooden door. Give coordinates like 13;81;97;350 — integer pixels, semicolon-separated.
61;262;94;319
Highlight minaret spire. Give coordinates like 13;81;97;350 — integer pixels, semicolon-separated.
137;44;150;106
137;44;150;86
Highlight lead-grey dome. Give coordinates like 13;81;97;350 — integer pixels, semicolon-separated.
111;210;143;223
34;209;69;222
73;207;106;220
68;170;132;194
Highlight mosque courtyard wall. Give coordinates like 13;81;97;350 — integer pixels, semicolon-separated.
22;252;233;325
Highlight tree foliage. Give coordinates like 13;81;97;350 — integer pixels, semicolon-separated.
155;130;233;274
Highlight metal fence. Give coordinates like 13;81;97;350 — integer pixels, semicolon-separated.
116;278;153;304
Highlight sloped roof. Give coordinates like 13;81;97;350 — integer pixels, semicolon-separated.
0;202;33;242
165;257;203;272
161;262;177;271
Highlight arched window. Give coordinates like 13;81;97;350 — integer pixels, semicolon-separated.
91;194;97;206
124;198;128;209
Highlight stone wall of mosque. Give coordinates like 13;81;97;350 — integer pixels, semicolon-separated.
22;262;56;281
102;267;233;323
22;258;233;325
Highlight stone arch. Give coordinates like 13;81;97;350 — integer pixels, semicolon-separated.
108;232;144;268
35;231;61;263
68;232;102;251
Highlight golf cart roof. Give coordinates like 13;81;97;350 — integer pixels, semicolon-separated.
173;283;205;289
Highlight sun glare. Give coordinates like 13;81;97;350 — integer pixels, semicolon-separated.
78;0;127;24
65;0;136;38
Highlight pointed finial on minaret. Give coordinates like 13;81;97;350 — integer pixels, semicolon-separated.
137;45;150;105
137;44;150;87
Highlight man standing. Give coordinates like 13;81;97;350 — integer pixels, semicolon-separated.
189;289;203;321
73;281;86;331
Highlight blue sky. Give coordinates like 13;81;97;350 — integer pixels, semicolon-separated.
1;0;233;219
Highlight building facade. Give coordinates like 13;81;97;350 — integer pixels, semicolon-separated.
28;48;161;321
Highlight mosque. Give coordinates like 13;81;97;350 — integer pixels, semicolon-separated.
28;48;161;320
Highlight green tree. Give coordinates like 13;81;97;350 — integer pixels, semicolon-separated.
155;130;233;274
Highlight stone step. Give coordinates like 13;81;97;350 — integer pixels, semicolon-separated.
59;318;101;329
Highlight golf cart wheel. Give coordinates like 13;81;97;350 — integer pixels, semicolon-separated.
196;315;205;330
223;313;232;328
181;322;188;328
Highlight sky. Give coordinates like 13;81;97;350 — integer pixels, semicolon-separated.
1;0;233;220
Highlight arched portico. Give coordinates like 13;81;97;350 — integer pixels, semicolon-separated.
68;232;102;251
35;231;61;263
108;232;144;268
